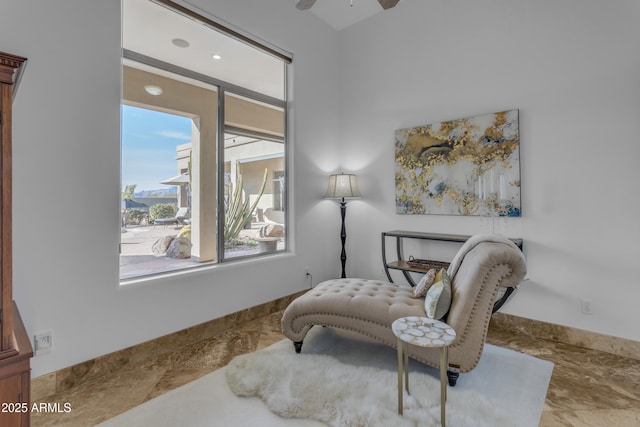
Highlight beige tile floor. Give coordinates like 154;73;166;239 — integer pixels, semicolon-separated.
487;323;640;426
31;311;640;426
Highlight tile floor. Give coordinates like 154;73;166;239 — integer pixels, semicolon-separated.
32;311;640;427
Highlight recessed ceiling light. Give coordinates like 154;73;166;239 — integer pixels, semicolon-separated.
212;54;222;60
144;85;163;96
172;38;190;48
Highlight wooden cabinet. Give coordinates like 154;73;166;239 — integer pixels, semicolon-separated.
0;51;32;427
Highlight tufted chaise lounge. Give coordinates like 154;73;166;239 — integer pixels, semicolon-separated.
281;236;526;385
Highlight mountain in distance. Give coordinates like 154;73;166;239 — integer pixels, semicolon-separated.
134;188;177;198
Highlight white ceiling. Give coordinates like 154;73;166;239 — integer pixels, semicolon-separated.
122;0;398;101
123;0;285;100
295;0;402;31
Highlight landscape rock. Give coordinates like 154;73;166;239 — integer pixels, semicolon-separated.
152;235;175;255
166;237;192;259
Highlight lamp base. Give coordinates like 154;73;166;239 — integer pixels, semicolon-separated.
340;200;347;278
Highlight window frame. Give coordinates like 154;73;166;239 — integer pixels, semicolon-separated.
217;87;288;263
120;3;290;282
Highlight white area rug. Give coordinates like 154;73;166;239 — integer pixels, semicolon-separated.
99;327;553;427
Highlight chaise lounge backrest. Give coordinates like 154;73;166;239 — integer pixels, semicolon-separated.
438;240;526;373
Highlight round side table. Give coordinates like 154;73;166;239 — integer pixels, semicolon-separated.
391;316;456;427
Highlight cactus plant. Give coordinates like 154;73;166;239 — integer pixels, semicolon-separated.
224;168;268;242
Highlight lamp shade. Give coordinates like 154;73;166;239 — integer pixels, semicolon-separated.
324;173;362;199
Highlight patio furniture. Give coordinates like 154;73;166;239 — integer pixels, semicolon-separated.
263;208;285;225
154;207;189;226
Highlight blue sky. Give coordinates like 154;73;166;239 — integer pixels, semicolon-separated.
121;105;192;192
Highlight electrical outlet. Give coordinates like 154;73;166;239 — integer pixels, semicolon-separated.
581;299;593;315
34;331;53;355
304;267;313;288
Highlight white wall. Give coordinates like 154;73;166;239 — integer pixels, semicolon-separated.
1;0;343;377
340;0;640;341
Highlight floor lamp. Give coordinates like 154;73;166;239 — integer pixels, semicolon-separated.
325;173;362;278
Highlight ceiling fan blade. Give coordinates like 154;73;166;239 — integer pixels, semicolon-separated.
296;0;317;10
378;0;400;9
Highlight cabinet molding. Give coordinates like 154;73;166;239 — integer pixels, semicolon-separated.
0;51;32;427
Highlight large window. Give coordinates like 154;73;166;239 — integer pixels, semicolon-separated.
120;0;289;281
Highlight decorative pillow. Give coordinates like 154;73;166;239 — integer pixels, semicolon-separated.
424;268;452;319
411;268;437;298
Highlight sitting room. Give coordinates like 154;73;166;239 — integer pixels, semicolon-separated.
0;0;638;426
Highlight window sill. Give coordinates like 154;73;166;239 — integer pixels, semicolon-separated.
119;250;292;287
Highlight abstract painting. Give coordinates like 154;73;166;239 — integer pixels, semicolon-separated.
395;109;521;216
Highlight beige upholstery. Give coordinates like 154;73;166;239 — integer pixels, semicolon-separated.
281;239;526;381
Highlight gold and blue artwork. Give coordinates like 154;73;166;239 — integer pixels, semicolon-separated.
395;109;521;216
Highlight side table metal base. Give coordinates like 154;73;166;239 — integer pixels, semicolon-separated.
396;340;448;427
439;346;448;427
393;317;455;427
397;338;409;414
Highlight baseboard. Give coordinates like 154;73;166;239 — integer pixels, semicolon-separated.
33;299;639;402
31;291;305;402
491;312;640;362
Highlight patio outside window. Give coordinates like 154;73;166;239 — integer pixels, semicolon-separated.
120;0;289;281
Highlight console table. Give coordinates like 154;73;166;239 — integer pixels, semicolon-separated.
381;231;523;313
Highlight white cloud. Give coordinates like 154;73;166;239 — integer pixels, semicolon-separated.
156;130;191;141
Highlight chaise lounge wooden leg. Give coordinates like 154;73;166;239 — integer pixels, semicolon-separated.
447;370;459;387
293;341;303;353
